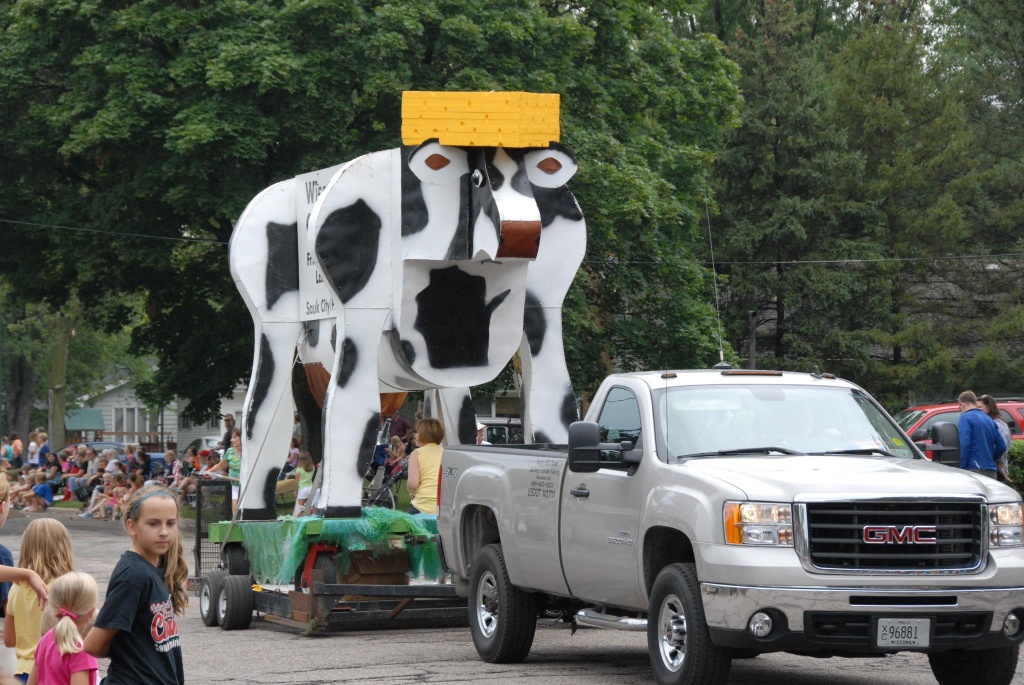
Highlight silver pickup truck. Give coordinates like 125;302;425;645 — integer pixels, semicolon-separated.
436;368;1024;685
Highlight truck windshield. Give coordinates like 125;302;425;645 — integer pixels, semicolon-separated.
652;385;918;460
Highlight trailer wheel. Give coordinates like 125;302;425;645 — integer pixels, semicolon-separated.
647;563;731;685
199;570;228;627
222;543;250;576
293;554;337;593
929;645;1020;685
218;575;254;631
469;543;537;663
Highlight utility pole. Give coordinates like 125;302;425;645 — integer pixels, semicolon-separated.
748;310;757;370
48;315;71;449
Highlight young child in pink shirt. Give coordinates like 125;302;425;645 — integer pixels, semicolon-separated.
29;571;99;685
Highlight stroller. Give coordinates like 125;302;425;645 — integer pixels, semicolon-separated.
361;418;405;509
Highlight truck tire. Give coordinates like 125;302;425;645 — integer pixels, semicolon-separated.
199;569;228;627
222;543;250;576
928;645;1020;685
469;543;537;663
647;563;731;685
218;575;254;631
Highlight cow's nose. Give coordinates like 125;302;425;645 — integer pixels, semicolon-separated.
496;220;542;258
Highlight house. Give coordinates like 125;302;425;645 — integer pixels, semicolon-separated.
67;380;245;453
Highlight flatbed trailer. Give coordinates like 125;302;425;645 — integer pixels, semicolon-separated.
190;480;466;634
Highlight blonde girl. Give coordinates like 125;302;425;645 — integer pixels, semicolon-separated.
290;452;316;517
407;419;445;515
0;474;47;681
4;520;75;681
27;572;98;685
84;485;186;685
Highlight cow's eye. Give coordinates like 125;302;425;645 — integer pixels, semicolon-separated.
524;146;577;188
407;140;469;186
425;154;450;170
471;169;485;188
536;157;562;174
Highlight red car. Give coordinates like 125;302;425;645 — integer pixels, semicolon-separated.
894;399;1024;459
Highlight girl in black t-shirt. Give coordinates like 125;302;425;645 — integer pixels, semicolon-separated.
84;485;187;685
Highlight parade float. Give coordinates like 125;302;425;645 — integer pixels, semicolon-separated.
194;90;587;632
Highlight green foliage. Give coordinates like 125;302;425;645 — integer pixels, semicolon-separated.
0;0;741;414
1008;440;1024;494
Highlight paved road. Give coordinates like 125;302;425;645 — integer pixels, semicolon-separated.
6;510;1023;685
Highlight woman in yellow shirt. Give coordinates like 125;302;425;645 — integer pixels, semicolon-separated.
407;419;445;515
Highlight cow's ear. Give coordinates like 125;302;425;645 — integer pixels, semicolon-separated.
524;144;577;188
407;140;469;186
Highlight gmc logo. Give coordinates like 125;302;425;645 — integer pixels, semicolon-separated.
863;525;937;544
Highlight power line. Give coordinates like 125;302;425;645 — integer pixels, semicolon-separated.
4;216;1022;267
0;218;226;245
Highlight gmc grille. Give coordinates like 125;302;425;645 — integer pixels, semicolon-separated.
804;501;983;571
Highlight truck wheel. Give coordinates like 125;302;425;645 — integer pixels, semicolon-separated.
647;563;731;685
928;646;1020;685
218;575;254;631
222;543;250;576
469;544;537;663
199;569;228;627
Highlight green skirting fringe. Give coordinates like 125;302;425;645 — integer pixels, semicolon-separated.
237;508;443;584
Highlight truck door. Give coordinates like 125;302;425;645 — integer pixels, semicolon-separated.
559;386;646;609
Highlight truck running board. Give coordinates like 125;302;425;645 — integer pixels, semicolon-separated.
576;608;647;631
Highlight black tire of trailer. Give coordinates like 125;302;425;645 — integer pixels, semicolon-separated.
928;645;1020;685
469;543;537;663
293;553;337;593
200;569;228;627
218;575;254;631
222;543;250;576
647;563;732;685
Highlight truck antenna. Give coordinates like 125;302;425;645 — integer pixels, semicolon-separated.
705;199;725;364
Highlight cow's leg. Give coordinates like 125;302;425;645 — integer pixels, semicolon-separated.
519;304;577;444
424;387;476;446
239;321;301;520
317;308;390;517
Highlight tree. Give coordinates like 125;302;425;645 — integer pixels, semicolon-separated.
0;0;741;414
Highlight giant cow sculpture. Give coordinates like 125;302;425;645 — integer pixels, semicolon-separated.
229;92;585;519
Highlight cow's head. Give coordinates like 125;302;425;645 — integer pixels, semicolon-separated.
402;140;578;261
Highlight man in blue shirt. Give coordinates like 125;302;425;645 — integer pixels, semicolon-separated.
957;390;1006;479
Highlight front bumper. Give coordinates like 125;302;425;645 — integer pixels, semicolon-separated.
702;583;1024;653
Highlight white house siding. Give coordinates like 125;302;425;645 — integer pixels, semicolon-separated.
176;386;247;451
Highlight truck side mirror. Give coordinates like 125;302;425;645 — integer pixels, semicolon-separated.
929;422;960;466
567;422;638;472
910;428;928;442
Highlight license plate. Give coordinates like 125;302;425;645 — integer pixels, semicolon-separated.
876;618;931;648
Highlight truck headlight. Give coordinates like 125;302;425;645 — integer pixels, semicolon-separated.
990;503;1023;547
724;502;793;546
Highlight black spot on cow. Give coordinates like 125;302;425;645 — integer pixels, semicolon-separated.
264;222;299;311
330;324;337;352
401;145;429;237
315;199;382;303
414;266;510;368
532;184;583;228
523;291;546;356
336;338;358;387
507;150;532;197
458;395;477;445
356;413;381;479
561;387;578;429
246;334;275;440
484;148;505;190
444;178;471;260
534;430;551;444
321;505;362;518
304;321;319;347
400;340;416;365
239;467;283;521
